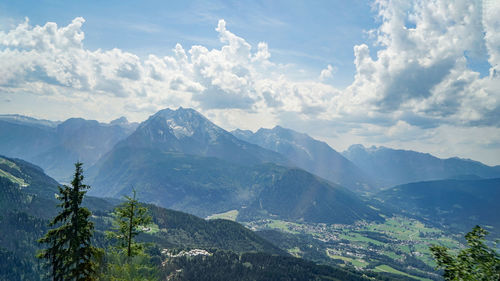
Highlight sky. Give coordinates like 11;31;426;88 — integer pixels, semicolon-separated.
0;0;499;165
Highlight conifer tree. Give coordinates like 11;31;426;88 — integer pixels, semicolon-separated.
38;162;97;281
107;189;152;257
101;190;158;280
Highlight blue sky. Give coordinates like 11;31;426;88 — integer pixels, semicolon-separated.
1;0;381;87
0;0;499;165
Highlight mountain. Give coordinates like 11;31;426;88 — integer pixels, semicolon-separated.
89;108;383;224
232;126;373;192
376;178;500;236
0;115;137;181
89;147;383;224
0;155;289;279
0;155;394;281
116;108;288;166
0;114;60;128
237;167;382;224
343;144;500;188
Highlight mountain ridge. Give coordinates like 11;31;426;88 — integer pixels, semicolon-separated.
343;144;500;188
232;125;374;192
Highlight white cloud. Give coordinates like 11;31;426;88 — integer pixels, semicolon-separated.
319;64;335;81
0;1;500;165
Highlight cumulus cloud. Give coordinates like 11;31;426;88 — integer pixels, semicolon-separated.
319;64;335;81
342;0;500;129
0;1;500;164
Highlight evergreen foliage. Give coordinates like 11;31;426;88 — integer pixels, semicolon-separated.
430;225;500;281
101;190;158;280
162;249;404;281
37;162;98;281
99;249;158;281
107;189;152;257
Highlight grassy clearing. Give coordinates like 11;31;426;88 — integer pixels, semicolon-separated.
339;232;384;246
0;157;21;171
0;168;27;187
374;265;432;281
265;220;300;234
326;251;368;268
288;247;302;257
145;223;160;234
206;209;239;221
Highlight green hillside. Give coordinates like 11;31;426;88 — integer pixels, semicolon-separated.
89;147;384;224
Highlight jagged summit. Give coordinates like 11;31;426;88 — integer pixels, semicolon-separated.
110;116;129;125
112;107;289;166
141;107;225;141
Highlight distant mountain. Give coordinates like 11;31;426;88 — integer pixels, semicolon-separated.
89;108;383;224
0;115;137;181
0;114;60;128
376;178;500;236
343;144;500;188
118;108;288;166
232;126;373;192
237;167;382;224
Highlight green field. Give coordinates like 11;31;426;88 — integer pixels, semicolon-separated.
374;265;432;281
206;209;239;221
326;249;368;268
0;157;21;171
0;168;28;187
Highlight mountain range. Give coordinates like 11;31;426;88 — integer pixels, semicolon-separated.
2;107;500;279
88;108;383;224
2;107;500;229
232;126;373;192
0;154;398;281
343;144;500;188
0;114;138;182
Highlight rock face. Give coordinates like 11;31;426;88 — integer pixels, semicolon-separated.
232;126;373;192
117;107;289;166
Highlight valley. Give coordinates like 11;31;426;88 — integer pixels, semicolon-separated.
245;216;464;280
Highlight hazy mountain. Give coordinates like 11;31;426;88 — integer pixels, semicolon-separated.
32;117;137;181
0;119;58;162
89;108;383;224
343;144;500;188
118;108;289;166
232;126;373;192
237;167;383;224
0;115;137;181
376;178;500;236
0;114;60;128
